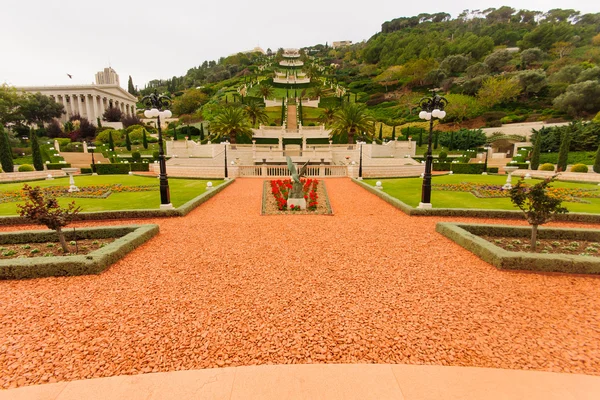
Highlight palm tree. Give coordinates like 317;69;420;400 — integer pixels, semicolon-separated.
210;106;253;144
330;103;375;144
258;84;274;99
311;85;324;99
319;106;337;126
245;100;269;127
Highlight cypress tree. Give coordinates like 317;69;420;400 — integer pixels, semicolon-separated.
200;124;205;141
391;126;396;140
354;93;357;102
172;126;178;141
30;132;43;171
530;132;542;170
0;128;14;173
108;132;115;151
418;130;423;147
594;144;600;173
142;130;148;149
299;98;303;124
125;131;132;150
434;131;439;150
378;124;383;141
97;117;102;128
127;76;135;95
449;131;454;151
281;98;285;124
557;131;570;172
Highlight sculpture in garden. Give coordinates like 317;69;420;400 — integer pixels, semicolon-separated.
286;156;310;207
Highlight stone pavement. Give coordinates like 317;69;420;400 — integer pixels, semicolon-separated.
1;364;599;400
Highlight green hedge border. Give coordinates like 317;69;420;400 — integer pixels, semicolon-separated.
436;222;600;274
0;224;159;279
0;179;235;226
352;178;600;223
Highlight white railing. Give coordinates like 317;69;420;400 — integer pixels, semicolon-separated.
237;165;347;178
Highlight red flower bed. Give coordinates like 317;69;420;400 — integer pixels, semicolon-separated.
270;179;319;211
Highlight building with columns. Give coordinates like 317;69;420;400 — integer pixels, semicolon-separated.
17;68;137;126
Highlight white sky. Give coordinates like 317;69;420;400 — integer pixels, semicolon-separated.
1;0;598;89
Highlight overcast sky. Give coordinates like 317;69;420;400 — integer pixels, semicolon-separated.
1;0;597;90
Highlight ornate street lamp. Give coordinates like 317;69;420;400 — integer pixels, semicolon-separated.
142;92;173;209
417;92;448;209
358;141;364;180
87;141;97;175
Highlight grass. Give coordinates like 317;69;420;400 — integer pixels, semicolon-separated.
363;174;600;213
0;175;223;215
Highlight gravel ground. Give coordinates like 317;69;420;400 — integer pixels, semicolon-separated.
1;178;600;389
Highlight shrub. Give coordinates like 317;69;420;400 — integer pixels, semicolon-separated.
595;145;600;173
506;162;529;169
571;163;589;173
488;167;499;173
95;163;131;175
129;163;149;172
80;168;93;174
438;151;448;160
46;163;71;170
18;164;34;172
131;151;141;162
539;163;555;171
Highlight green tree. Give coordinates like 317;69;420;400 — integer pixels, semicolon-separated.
30;132;43;171
484;50;512;72
20;92;64;127
509;177;568;251
142;129;148;149
127;76;136;95
516;70;548;97
245;100;268;127
330;103;374;144
103;107;122;122
477;76;522;108
280;98;285;125
199;124;205;141
172;89;207;115
17;184;81;253
0;84;22;125
378;124;383;141
553;80;600;116
210;106;253;144
520;48;544;68
0;127;14;173
439;54;469;76
530;131;542;170
557;131;570;172
125;131;132;151
594;145;600;173
108;131;115;151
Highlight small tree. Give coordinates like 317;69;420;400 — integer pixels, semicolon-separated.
531;133;542;170
30;132;43;171
509;177;568;251
103;107;122;122
378;124;383;141
125;131;132;151
0;127;14;173
391;126;396;140
556;131;570;171
199;124;205;141
594;144;600;173
142;130;148;149
108;131;115;151
17;184;81;253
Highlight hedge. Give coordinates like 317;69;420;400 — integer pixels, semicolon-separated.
95;164;131;175
46;163;71;170
433;163;486;174
129;163;150;172
80;168;93;174
0;224;159;280
506;163;529;169
436;223;600;275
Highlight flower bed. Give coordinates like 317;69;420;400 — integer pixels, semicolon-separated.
0;184;157;204
262;179;333;215
433;182;600;203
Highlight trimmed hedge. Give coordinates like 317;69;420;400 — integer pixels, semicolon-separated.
129;163;150;172
436;223;600;275
433;163;486;174
539;163;555;171
506;163;529;169
0;224;159;280
80;168;93;174
17;164;34;172
95;164;131;175
46;163;71;170
571;163;589;173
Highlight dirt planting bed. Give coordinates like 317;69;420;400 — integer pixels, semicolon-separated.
0;239;115;259
1;179;600;390
481;236;600;256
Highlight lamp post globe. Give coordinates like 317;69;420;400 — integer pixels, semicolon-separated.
417;91;448;209
141;91;173;209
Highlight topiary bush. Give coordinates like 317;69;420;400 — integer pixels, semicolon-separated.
18;164;35;172
131;151;141;162
438;151;448;160
570;163;589;173
539;163;555;171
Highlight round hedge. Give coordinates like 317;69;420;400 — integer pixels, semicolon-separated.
18;164;34;172
571;163;589;173
539;163;555;171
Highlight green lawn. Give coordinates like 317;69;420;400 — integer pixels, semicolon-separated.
0;175;223;215
363;175;600;213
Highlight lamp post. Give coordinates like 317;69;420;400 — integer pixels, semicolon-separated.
417;92;448;209
87;141;97;175
142;92;173;209
358;141;363;180
483;144;491;175
224;141;229;179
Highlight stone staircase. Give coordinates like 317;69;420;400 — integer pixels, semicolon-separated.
287;105;297;129
60;152;111;168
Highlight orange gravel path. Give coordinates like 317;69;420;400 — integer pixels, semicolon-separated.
1;178;600;389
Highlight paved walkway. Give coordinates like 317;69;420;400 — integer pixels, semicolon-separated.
1;364;599;399
1;179;599;393
287;105;297;129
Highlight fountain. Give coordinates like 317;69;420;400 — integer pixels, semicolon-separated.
61;168;80;192
503;166;519;190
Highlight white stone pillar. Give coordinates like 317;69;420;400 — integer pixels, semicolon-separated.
60;95;69;121
92;95;99;124
74;94;82;116
85;94;92;121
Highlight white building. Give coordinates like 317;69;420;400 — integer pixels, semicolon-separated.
17;68;137;126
